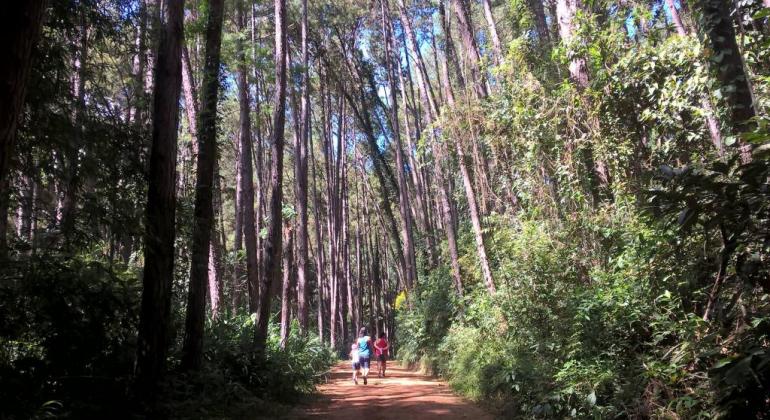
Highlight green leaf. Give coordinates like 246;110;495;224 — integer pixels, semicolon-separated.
752;8;770;19
712;357;734;369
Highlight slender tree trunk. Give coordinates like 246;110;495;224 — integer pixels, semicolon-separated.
455;137;496;295
439;1;466;95
385;1;418;292
0;1;44;258
530;0;551;44
135;0;185;393
255;0;288;349
129;0;147;125
16;162;34;244
296;0;311;335
58;12;88;243
395;0;439;118
279;225;294;348
208;162;224;320
451;0;488;98
181;0;224;371
233;145;244;310
310;124;327;343
481;0;503;62
235;0;259;314
181;44;199;147
342;164;355;340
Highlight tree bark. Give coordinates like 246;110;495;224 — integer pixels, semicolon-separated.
395;0;439;118
235;0;260;315
279;224;294;348
58;10;88;243
135;0;185;393
556;0;590;88
696;0;756;161
295;0;311;335
310;129;327;342
255;0;288;349
208;162;224;320
181;0;224;372
530;0;551;44
0;0;44;258
481;0;503;62
385;0;418;292
181;44;199;148
450;0;488;98
455;137;496;295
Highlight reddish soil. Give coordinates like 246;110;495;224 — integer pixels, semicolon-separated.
288;362;493;420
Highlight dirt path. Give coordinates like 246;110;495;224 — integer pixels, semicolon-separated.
288;361;493;420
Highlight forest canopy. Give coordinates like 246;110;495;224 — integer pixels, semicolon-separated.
1;0;769;418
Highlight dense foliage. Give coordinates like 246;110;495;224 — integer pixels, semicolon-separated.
396;4;770;418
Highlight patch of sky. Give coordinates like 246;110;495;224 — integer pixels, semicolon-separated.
625;0;677;38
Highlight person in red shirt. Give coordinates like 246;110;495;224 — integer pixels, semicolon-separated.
374;332;389;378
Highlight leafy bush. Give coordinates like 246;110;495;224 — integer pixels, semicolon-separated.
0;255;140;418
0;255;336;419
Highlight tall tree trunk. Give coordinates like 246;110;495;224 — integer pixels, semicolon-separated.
279;224;294;348
451;0;488;98
310;125;327;343
395;0;439;118
385;0;418;292
233;145;244;310
436;140;464;296
556;0;590;88
145;0;164;99
342;163;355;340
208;162;224;320
129;0;147;125
135;0;185;393
16;162;34;244
696;0;756;161
530;0;552;44
181;44;199;147
58;11;88;243
295;0;311;335
235;0;259;314
255;0;288;349
481;0;503;62
439;1;466;95
435;14;465;296
0;0;44;258
181;0;224;372
455;137;496;295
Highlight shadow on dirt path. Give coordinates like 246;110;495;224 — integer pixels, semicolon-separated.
287;361;493;419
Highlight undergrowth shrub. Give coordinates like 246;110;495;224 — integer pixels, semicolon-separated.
0;255;336;419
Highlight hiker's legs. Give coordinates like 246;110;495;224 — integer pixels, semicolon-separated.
361;357;370;383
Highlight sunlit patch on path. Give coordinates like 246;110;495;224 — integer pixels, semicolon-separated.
288;362;493;419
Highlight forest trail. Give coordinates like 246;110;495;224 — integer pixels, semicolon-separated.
288;362;493;419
